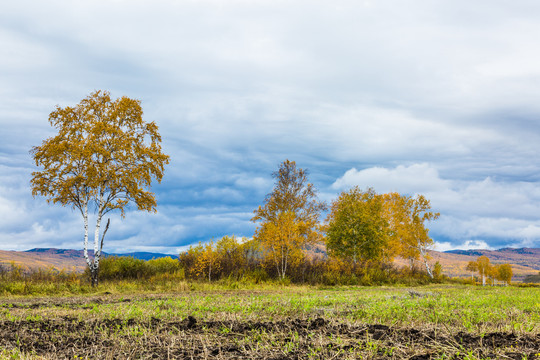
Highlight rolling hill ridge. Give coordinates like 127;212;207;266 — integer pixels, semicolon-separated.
0;247;538;281
0;248;178;273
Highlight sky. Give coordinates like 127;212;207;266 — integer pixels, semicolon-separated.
1;0;540;254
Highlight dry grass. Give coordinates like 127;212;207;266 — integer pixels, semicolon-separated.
0;285;539;359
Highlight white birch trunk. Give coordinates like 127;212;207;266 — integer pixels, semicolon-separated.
419;246;434;279
82;191;108;287
83;200;91;268
92;192;105;286
282;245;289;280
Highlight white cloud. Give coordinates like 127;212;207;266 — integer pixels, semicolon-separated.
234;176;272;192
333;163;540;248
332;163;449;194
2;0;540;252
435;240;494;252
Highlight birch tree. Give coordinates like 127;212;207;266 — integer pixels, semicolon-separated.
382;193;439;277
252;160;326;280
194;240;221;281
409;195;440;278
326;187;390;264
497;263;513;285
466;261;478;280
475;256;491;286
30;90;169;286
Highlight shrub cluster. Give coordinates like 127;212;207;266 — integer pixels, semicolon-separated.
0;262;84;295
90;256;184;281
0;262;79;283
0;238;442;291
177;236;435;286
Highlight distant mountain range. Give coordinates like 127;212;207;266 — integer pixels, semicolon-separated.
396;247;540;281
0;247;538;281
0;248;177;273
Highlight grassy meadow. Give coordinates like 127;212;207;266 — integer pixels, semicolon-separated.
0;284;538;359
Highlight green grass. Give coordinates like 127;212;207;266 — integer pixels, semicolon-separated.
0;284;539;359
1;284;538;334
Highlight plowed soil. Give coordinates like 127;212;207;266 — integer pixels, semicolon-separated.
1;315;539;359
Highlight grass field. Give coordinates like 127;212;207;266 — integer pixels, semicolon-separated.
0;284;539;359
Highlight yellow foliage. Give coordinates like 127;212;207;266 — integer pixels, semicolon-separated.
192;241;221;281
30;90;170;217
326;187;390;263
30;90;169;286
252;160;325;280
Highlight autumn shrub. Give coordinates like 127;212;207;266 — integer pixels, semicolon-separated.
95;256;183;281
515;282;540;288
242;268;269;284
146;257;183;276
178;244;203;279
0;263;83;287
96;256;147;280
0;263;24;282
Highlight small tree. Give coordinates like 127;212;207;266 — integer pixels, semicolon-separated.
476;256;491;286
497;263;512;286
252;160;326;280
382;193;439;277
382;192;414;266
215;235;244;278
194;240;221;281
30;90;169;286
432;261;443;280
408;195;439;278
326;187;390;264
466;261;478;281
255;211;308;280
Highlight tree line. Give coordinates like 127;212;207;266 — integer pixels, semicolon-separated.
29;91;511;286
466;256;513;286
177;160;446;285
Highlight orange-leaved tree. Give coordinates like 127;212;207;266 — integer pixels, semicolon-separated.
475;256;491;286
194;240;221;281
215;235;245;279
382;192;413;264
30;90;169;286
382;193;439;277
252;160;326;280
406;195;440;278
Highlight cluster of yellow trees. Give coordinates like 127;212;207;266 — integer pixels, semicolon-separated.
181;160;443;283
466;256;513;286
326;187;440;278
179;236;259;282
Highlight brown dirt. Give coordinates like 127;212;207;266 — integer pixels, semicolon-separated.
1;316;539;359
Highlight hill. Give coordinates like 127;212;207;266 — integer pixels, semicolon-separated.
394;248;539;282
1;246;538;282
0;248;178;273
306;244;539;282
444;248;540;269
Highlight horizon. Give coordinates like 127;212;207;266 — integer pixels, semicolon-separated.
3;244;539;257
1;1;540;254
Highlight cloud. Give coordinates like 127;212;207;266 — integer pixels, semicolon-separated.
332;163;540;248
435;240;494;252
332;163;449;194
2;1;540;252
